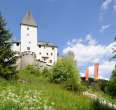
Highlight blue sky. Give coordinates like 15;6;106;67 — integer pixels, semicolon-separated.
0;0;115;49
0;0;116;79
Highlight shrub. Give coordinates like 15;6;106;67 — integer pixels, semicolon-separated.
42;68;51;78
20;65;41;77
107;68;116;98
50;59;70;83
107;78;116;98
50;56;81;91
111;68;116;79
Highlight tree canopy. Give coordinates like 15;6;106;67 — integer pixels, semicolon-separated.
0;13;16;79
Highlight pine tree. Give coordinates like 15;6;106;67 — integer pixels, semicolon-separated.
0;13;16;79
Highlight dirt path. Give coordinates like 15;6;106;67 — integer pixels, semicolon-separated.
83;91;116;109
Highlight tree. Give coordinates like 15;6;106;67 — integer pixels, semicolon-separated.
111;68;116;79
0;13;16;79
107;68;116;97
50;53;81;91
63;55;81;91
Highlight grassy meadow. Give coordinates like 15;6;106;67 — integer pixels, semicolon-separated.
0;68;114;110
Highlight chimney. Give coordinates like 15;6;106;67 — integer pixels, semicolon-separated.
85;67;89;81
94;63;99;81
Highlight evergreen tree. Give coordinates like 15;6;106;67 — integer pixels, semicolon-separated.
111;68;116;79
0;13;16;79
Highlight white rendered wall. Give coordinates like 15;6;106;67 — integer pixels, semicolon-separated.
36;46;57;65
11;43;21;52
21;25;37;53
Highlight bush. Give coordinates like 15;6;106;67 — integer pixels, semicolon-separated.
50;59;70;83
21;65;41;77
42;68;52;79
107;78;116;98
107;68;116;98
111;68;116;79
50;56;81;91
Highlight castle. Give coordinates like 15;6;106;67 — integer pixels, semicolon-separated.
12;11;58;69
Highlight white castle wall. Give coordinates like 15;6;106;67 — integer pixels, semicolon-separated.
12;43;21;52
36;45;57;66
21;25;37;53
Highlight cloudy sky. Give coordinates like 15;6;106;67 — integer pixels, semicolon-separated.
63;34;116;80
0;0;116;79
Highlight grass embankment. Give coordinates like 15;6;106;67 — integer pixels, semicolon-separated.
0;70;114;110
88;89;116;104
19;70;94;110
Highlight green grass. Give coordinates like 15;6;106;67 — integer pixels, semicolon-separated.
0;70;114;110
18;70;94;110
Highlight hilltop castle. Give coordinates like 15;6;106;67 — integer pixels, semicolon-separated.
12;11;58;69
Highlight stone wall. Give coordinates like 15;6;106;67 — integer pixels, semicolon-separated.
16;51;52;69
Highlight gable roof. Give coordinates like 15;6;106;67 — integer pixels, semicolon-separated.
21;10;37;27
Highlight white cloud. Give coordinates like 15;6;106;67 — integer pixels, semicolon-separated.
101;0;112;10
86;34;97;45
63;35;116;79
113;4;116;11
100;0;116;21
100;24;110;32
67;38;82;46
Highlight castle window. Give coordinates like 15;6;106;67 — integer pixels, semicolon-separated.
39;52;41;55
51;53;53;56
46;53;48;55
29;41;31;44
49;60;52;63
39;45;41;48
27;27;29;30
16;43;19;46
43;57;46;61
52;47;54;50
27;47;30;50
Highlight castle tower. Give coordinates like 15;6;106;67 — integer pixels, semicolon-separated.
94;63;99;81
21;11;38;53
